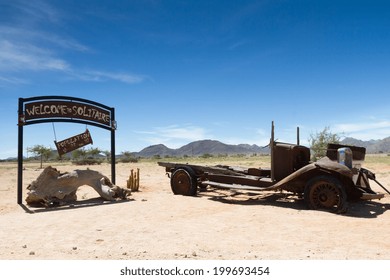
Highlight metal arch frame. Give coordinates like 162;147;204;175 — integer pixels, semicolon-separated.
17;96;117;204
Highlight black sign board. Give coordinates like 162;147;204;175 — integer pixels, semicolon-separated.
24;100;111;128
55;129;93;156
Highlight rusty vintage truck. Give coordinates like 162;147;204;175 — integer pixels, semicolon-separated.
158;122;389;213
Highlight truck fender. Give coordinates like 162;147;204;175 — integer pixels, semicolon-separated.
270;157;354;193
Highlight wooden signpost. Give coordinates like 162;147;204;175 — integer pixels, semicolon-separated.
17;96;117;204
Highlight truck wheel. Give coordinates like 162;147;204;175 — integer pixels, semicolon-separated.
304;175;347;213
170;168;197;196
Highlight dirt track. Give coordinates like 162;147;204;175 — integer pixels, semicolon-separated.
1;160;390;260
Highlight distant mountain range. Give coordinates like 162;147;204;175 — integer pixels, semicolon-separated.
2;137;389;161
340;137;390;154
133;137;390;158
133;140;270;158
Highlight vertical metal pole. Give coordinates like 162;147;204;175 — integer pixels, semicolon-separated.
270;121;275;182
17;98;24;204
297;127;300;145
111;108;116;184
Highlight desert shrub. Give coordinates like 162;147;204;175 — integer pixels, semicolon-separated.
200;153;213;158
119;151;139;163
72;158;102;165
309;126;341;161
119;157;138;163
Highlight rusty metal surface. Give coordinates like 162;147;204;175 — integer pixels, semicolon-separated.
159;155;354;192
271;157;353;192
326;143;366;161
272;142;310;181
158;122;387;207
200;180;273;192
206;173;273;187
158;162;245;176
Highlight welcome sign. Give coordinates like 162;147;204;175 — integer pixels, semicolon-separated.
17;96;117;204
24;101;111;128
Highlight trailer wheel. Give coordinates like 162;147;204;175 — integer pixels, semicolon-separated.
304;175;347;213
170;168;197;196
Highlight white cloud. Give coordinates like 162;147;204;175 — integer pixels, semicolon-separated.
0;26;90;52
333;120;390;140
334;121;390;133
134;125;277;149
82;71;147;84
0;40;70;72
219;128;271;147
0;37;146;85
135;125;212;148
15;0;61;24
228;40;248;51
0;3;146;86
0;75;28;86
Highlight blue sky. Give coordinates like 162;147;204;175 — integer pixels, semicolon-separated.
1;0;390;159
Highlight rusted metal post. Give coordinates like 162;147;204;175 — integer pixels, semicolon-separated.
17;98;24;204
110;108;116;184
270;121;275;182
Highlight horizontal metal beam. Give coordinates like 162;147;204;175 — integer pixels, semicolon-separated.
20;95;113;111
201;180;274;192
21;118;114;131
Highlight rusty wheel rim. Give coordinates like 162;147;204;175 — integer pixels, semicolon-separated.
171;169;192;194
310;181;341;210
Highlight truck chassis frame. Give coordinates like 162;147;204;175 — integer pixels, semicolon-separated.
158;123;389;213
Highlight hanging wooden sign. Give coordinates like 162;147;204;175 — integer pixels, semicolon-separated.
54;129;93;156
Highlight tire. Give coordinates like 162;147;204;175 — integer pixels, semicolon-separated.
304;175;347;214
170;168;197;196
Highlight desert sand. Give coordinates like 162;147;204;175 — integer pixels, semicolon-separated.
1;157;390;260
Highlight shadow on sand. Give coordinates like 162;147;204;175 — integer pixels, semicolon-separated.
198;189;390;218
20;197;133;214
